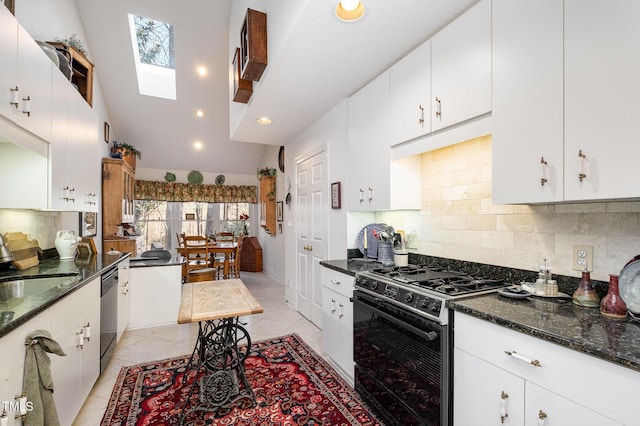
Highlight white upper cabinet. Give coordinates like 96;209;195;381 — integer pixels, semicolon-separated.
563;0;640;201
492;0;564;204
50;69;99;212
389;40;431;145
0;4;18;121
431;0;491;131
493;0;640;204
347;70;422;212
15;24;53;142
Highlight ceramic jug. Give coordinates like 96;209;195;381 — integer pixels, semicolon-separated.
55;230;80;259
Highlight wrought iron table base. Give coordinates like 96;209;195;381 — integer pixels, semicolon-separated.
178;317;254;424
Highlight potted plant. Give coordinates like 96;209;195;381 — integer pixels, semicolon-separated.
257;167;277;178
111;141;141;170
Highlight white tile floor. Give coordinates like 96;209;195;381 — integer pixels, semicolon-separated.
73;272;323;425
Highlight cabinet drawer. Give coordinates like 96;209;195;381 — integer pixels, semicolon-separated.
321;268;353;299
454;313;635;425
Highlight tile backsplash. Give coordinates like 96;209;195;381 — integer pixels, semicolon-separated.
377;135;640;282
0;209;61;249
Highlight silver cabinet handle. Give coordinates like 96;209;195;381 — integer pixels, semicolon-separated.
338;303;344;319
500;391;509;423
435;96;442;119
418;104;424;126
331;298;336;314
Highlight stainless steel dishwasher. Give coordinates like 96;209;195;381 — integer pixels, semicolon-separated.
100;266;118;372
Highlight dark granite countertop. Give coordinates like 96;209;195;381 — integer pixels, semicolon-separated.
129;254;183;268
449;294;640;373
0;253;130;338
319;258;385;277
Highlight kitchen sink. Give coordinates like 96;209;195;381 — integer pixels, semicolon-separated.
0;274;81;301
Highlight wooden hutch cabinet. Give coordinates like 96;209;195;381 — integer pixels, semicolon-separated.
102;158;137;254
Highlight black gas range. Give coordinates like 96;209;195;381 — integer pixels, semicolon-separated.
353;264;509;425
355;264;508;325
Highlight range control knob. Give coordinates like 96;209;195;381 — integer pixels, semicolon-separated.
429;302;441;313
404;293;414;303
370;281;378;290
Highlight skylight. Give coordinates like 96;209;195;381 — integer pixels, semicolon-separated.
128;14;176;100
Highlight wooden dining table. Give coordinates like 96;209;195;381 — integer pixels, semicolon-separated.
177;241;238;279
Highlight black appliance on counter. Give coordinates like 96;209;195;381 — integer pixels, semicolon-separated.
100;266;118;372
353;265;509;426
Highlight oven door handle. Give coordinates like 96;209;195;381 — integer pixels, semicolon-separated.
360;299;439;342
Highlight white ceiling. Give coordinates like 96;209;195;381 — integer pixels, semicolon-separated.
76;0;479;175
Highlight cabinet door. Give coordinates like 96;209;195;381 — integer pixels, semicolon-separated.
431;0;491;131
491;0;563;204
50;68;73;210
117;259;130;341
321;285;354;384
70;97;99;211
525;382;622;426
80;300;101;399
564;0;640;201
0;4;18;121
347;71;390;211
15;24;52;142
389;40;431;144
454;348;525;426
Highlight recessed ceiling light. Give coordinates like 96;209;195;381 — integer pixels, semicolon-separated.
335;0;365;22
193;141;203;150
195;110;204;118
256;117;272;125
197;66;207;76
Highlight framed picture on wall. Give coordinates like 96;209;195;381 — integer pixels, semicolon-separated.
331;182;341;209
79;212;97;237
276;201;283;222
3;0;15;15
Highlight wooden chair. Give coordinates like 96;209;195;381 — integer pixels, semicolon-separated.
228;235;245;279
176;232;185;248
216;232;235;242
183;235;216;283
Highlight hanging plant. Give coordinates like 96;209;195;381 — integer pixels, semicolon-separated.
257;167;277;177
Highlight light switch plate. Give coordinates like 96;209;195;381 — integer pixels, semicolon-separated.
572;245;593;271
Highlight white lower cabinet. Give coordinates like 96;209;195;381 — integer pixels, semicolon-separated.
117;258;130;341
49;278;101;426
454;313;631;425
321;267;353;385
128;264;182;329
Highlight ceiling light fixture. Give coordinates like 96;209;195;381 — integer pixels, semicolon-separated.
196;66;207;76
335;0;365;22
256;117;272;125
195;110;204;118
193;141;203;150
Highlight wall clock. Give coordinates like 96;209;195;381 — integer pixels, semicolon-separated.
278;146;285;172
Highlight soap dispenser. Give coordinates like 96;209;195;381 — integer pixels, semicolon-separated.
572;263;600;308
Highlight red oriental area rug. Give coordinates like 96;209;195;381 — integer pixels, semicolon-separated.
101;333;381;425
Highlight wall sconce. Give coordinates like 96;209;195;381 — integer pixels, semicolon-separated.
577;149;587;182
539;156;548;186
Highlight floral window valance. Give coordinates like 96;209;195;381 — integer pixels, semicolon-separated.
134;180;257;203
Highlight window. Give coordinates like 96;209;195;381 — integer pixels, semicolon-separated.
128;14;176;99
135;201;252;252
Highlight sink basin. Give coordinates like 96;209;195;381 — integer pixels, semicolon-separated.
0;275;80;301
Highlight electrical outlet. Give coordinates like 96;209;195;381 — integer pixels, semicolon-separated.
572;245;593;271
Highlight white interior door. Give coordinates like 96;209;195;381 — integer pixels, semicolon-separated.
296;150;327;327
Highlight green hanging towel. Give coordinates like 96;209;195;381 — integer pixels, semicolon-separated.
23;329;66;426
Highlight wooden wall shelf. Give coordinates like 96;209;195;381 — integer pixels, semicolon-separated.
240;8;267;81
259;176;276;237
48;42;94;107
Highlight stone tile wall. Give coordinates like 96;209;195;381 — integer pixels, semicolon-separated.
0;209;61;249
377;135;640;282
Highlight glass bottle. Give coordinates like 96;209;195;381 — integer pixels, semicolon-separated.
572;269;600;308
600;274;627;318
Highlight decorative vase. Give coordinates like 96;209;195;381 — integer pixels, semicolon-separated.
55;230;80;260
377;242;394;266
600;274;627;318
572;270;601;308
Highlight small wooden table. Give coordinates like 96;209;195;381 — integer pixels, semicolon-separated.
177;279;263;422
